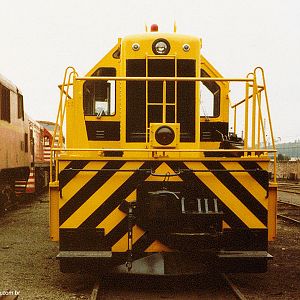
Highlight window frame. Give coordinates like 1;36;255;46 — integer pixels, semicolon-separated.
83;67;116;117
17;93;24;120
200;69;221;118
0;83;11;123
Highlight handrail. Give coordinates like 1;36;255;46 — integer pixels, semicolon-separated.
229;67;276;182
76;76;253;82
50;66;77;182
50;66;277;183
51;147;277;153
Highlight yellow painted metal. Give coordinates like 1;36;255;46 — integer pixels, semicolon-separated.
60;162;144;228
244;82;249;155
49;30;278;252
112;225;145;252
185;162;267;229
76;76;253;82
221;162;268;209
49;181;59;241
251;73;257;149
268;182;278;241
59;161;106;209
234;107;237;134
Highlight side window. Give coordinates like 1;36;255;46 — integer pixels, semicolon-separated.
83;68;116;116
200;69;220;118
0;84;11;123
24;133;29;153
18;93;24;120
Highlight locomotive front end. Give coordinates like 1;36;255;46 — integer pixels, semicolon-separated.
50;25;277;275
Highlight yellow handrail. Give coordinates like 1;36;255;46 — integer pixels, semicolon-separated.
50;66;277;183
50;66;77;182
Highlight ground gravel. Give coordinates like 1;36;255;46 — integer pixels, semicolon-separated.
0;194;94;300
0;192;299;299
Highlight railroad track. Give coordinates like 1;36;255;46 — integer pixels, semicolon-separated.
90;273;247;300
277;182;300;194
278;201;300;225
222;274;247;300
90;281;100;300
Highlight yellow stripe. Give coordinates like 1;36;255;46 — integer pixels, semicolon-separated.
59;161;71;172
221;162;268;209
257;161;268;170
97;190;136;235
223;221;231;229
146;162;183;182
59;161;107;209
97;207;126;234
112;225;144;252
185;162;266;229
60;161;144;228
145;240;173;252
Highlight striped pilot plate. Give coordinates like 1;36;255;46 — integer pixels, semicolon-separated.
58;159;269;252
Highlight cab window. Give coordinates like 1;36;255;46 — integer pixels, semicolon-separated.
83;68;116;116
200;69;220;118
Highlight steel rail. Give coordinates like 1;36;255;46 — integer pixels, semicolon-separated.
222;274;248;300
278;200;300;208
277;214;300;225
278;189;300;195
90;281;100;300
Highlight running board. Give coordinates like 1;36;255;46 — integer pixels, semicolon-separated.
57;251;112;258
218;251;272;259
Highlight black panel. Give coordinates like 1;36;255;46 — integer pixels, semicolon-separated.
222;229;268;251
136;181;223;235
177;60;196;142
59;228;109;251
85;121;120;141
148;59;175;105
126;59;196;143
126;59;146;142
200;121;228;141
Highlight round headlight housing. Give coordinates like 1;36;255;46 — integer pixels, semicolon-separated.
132;43;140;51
183;43;190;52
155;126;175;146
152;39;170;55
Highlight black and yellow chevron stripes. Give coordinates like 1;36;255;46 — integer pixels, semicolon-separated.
58;159;269;252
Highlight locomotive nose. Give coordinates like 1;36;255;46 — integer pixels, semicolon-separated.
155;125;175;146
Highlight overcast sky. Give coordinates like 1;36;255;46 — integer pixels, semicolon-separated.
0;0;299;142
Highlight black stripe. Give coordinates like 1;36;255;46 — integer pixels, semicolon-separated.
202;161;268;226
166;161;248;228
79;161;162;228
59;160;125;225
132;231;155;254
239;161;269;191
59;160;90;189
104;217;130;248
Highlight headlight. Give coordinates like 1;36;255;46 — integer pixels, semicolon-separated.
152;39;170;55
132;43;140;51
182;44;190;52
155;126;175;145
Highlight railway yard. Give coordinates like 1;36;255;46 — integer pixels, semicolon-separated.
0;182;299;300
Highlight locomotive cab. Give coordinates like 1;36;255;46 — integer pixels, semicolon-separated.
67;31;230;154
50;25;277;274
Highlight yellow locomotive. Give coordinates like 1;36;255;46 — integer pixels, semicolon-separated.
50;24;277;274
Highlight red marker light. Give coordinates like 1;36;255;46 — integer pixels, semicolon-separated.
150;24;158;32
